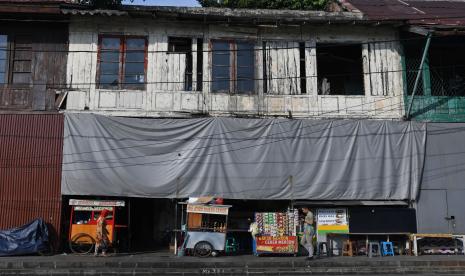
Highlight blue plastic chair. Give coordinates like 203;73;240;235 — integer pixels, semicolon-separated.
381;241;394;256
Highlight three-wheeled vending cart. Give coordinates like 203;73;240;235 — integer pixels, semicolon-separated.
253;209;299;256
68;199;126;254
179;202;231;257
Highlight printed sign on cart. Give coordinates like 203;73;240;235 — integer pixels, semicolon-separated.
186;204;229;215
317;208;349;242
256;236;297;253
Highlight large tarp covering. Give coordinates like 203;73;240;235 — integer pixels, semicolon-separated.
0;219;49;256
62;114;426;200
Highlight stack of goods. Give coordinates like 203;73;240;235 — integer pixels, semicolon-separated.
255;209;298;237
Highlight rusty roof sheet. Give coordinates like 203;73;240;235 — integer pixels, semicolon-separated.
346;0;465;27
61;5;367;24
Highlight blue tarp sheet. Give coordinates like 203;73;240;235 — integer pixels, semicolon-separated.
0;219;49;256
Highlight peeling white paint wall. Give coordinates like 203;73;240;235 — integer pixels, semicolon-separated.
66;17;404;119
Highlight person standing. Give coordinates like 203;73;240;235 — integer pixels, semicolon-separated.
300;207;315;260
248;218;259;254
94;209;110;256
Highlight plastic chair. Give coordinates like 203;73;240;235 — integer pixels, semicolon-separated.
342;240;354;256
368;242;381;257
381;241;395;256
225;237;239;253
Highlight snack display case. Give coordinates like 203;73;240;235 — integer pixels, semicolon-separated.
253;209;299;256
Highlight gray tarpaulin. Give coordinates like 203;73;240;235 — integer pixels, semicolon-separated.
62;114;426;200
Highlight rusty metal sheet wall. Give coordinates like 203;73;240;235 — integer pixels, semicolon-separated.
0;114;64;241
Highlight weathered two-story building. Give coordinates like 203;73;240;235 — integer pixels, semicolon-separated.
0;0;68;247
62;4;404;119
2;0;465;253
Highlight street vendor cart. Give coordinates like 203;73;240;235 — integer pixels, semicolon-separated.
253;209;299;256
68;199;126;254
179;203;231;257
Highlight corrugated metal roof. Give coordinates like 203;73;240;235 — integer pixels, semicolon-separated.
62;5;366;24
61;8;126;16
346;0;465;27
0;114;64;246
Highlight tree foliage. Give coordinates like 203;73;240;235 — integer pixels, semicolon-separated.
77;0;122;8
197;0;329;10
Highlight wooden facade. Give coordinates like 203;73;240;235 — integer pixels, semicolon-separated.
65;16;405;119
0;21;68;112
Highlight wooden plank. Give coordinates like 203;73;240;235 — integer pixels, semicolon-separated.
305;40;317;96
369;42;379;96
191;38;197;92
255;42;263;113
291;42;300;95
362;44;372;97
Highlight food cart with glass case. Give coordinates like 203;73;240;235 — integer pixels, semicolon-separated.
179;203;231;257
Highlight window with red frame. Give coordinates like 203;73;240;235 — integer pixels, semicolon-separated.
98;36;147;90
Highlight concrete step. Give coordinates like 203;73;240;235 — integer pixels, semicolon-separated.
3;265;465;275
3;256;465;275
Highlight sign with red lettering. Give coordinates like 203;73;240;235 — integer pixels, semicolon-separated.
256;236;298;253
186;204;229;215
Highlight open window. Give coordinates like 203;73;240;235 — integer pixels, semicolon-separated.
168;37;193;91
211;40;255;94
404;35;465;97
97;35;147;90
428;36;465;96
317;43;364;95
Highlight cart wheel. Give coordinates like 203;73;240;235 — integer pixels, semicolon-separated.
69;233;95;254
194;241;213;257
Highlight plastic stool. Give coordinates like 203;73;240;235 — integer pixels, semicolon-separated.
317;242;330;257
342;241;354;256
381;242;394;256
368;242;381;257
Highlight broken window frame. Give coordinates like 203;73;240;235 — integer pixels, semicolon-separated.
316;43;365;96
211;39;255;94
97;34;148;90
167;36;193;91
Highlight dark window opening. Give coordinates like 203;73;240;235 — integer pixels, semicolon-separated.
299;42;306;94
316;43;364;95
197;39;203;91
168;37;193;91
403;35;465;97
403;36;425;96
429;36;465;96
98;35;147;90
262;41;267;94
212;40;255;94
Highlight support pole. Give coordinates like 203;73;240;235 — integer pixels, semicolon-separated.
406;33;432;119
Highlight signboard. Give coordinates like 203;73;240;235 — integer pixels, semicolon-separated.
74;206;114;211
186;204;229;215
317;208;349;235
69;199;125;207
256;236;298;254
